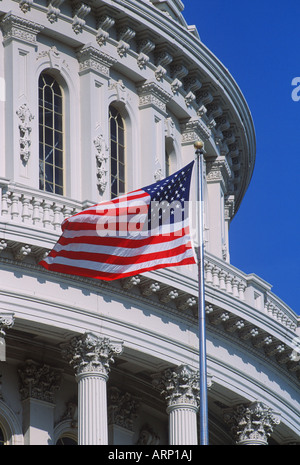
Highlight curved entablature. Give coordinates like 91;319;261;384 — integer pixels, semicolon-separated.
0;0;256;215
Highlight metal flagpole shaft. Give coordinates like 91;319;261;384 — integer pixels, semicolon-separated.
194;141;209;445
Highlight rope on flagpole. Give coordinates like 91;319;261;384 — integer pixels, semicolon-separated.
194;140;209;445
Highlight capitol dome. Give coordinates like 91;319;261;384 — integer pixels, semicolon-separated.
0;0;299;446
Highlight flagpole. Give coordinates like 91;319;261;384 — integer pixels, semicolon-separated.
194;141;209;445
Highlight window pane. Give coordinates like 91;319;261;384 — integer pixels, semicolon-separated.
45;181;53;192
45;127;53;146
118;127;124;146
44;109;53;128
54;131;62;147
54;113;62;131
55;167;63;187
55;149;63;168
119;146;124;164
119;162;124;181
111;157;117;176
44;86;53;109
54;94;62;114
44;144;53;164
45;163;53;183
110;118;117;142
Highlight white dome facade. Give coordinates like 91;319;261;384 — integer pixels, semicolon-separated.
0;0;299;446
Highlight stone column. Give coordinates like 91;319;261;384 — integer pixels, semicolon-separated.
224;401;280;445
18;359;61;445
153;365;199;445
62;333;123;445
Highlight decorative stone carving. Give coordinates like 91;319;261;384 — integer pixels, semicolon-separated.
96;14;115;46
61;399;78;428
93;129;108;194
18;0;34;13
137;424;160;445
152;365;199;409
0;240;8;253
37;46;69;72
108;386;139;430
121;275;141;289
196;89;214;117
181;118;211;145
206;157;232;191
0;313;14;338
184;74;202;107
47;0;65;23
170;63;188;94
137;81;171;113
109;79;128;103
77;44;116;76
61;333;123;379
16;103;34;164
117;26;136;57
72;2;91;34
224;401;280;445
155;50;173;81
14;244;32;261
0;13;44;45
18;359;61;403
137;38;155;69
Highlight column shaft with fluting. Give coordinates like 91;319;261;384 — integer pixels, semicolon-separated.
62;333;123;445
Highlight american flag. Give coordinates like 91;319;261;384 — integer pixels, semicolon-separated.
39;161;196;281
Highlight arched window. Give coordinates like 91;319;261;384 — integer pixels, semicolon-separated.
109;104;125;198
39;72;64;195
0;425;5;445
56;436;77;445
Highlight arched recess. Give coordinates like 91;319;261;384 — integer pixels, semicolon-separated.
0;400;23;445
53;419;78;445
35;49;80;199
108;81;139;195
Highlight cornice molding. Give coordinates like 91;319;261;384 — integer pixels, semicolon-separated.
0;245;299;384
0;12;44;45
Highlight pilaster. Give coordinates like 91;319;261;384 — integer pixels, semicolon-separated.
153;365;199;445
224;401;280;445
62;333;123;445
77;45;117;202
137;81;172;186
18;359;61;445
0;13;43;186
108;386;139;445
205;157;233;260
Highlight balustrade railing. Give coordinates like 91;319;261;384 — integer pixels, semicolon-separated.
0;181;88;232
1;181;298;333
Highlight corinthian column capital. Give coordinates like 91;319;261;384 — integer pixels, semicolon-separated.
153;365;199;410
224;401;280;445
61;333;123;380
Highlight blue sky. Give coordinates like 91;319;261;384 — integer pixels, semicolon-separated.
182;1;300;314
